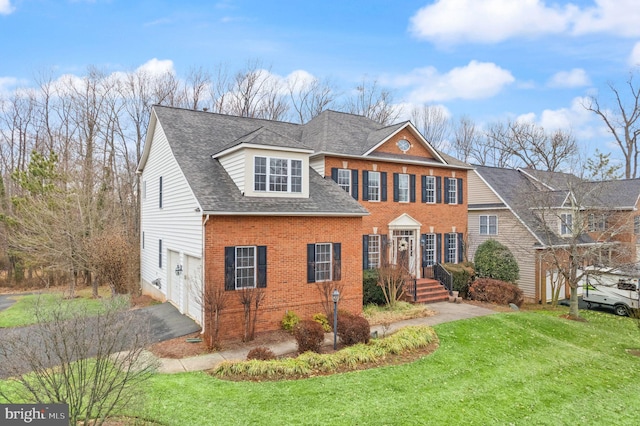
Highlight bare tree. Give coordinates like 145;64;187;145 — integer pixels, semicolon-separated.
516;178;635;318
411;104;450;151
314;280;345;323
287;74;337;123
190;272;228;350
450;115;480;163
238;287;265;342
0;296;156;426
485;120;578;171
343;78;401;125
584;72;640;179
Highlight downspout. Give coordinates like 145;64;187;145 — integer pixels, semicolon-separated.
200;214;210;335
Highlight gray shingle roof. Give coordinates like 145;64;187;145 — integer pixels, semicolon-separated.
473;165;594;247
151;106;370;215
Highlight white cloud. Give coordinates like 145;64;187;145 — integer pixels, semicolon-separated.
388;60;515;103
409;0;572;44
136;58;175;76
409;0;640;45
548;68;590;88
629;42;640;67
517;96;607;141
0;0;15;15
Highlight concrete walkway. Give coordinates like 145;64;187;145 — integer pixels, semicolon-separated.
157;301;498;374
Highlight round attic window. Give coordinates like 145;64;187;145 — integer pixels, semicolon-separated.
397;138;411;153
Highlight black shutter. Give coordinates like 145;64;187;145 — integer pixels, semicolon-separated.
257;246;267;288
393;173;399;202
158;239;162;268
444;178;450;204
421;234;428;267
307;244;316;283
381;234;389;266
332;243;341;281
421;176;427;203
444;233;450;263
410;174;416;203
436;233;442;264
362;171;369;201
331;167;338;183
457;234;464;263
159;176;163;209
362;235;369;270
458;178;464;205
224;246;235;290
351;169;359;200
436;176;442;203
381;172;388;201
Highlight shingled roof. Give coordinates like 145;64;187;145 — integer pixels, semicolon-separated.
473;165;595;247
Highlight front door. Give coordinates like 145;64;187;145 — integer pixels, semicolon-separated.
392;230;416;276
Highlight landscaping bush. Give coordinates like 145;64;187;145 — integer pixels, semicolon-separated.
363;269;385;305
469;278;524;307
443;262;474;297
247;346;277;361
293;320;325;353
474;239;520;283
337;312;371;346
313;313;331;332
281;310;300;332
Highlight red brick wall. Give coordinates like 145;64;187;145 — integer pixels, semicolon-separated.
373;129;436;159
324;157;468;244
204;216;362;341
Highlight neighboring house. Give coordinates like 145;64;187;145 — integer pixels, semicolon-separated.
468;165;640;303
138;106;470;339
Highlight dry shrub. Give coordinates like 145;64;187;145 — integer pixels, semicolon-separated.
293;320;325;353
88;231;137;295
337;311;371;346
469;277;524;307
247;346;276;361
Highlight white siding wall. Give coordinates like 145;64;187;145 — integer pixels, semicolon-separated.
468;210;538;299
219;150;246;193
140;121;204;322
310;155;325;177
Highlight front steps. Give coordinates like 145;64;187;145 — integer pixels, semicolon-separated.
405;278;450;304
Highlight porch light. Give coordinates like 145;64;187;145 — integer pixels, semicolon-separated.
175;264;183;276
332;289;340;350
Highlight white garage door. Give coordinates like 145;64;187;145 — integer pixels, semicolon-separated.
183;255;203;325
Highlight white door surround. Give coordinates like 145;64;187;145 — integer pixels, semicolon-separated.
388;213;422;278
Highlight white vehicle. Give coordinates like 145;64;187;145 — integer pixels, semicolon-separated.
582;267;640;316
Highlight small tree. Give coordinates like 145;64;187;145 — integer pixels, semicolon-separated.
377;264;406;308
238;287;265;342
190;273;228;350
0;296;156;426
474;239;520;284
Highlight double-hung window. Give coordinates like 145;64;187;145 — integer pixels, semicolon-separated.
398;174;409;202
337;169;351;193
424;176;435;203
423;234;436;266
368;171;381;201
560;213;573;236
447;178;458;204
235;246;256;289
254;156;302;193
588;213;606;232
367;235;381;269
479;215;498;235
314;243;332;282
446;233;457;263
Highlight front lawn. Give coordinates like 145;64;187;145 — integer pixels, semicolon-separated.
135;309;640;425
0;287;119;328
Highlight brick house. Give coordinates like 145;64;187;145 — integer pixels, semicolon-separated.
137;106;470;339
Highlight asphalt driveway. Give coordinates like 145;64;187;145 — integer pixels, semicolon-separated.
0;296;200;378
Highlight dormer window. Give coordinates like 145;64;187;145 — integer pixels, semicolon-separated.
254;156;302;193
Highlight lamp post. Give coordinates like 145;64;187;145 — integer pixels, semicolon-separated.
332;289;340;350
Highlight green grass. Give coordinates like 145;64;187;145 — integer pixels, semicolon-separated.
135;309;640;425
0;290;123;328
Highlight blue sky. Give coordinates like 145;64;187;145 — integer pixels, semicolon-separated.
2;0;640;164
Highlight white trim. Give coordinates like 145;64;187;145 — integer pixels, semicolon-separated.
479;214;498;235
398;173;410;203
213;142;313;159
361;122;449;164
424;175;436;204
309;151;473;170
314;243;333;282
367;170;381;202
